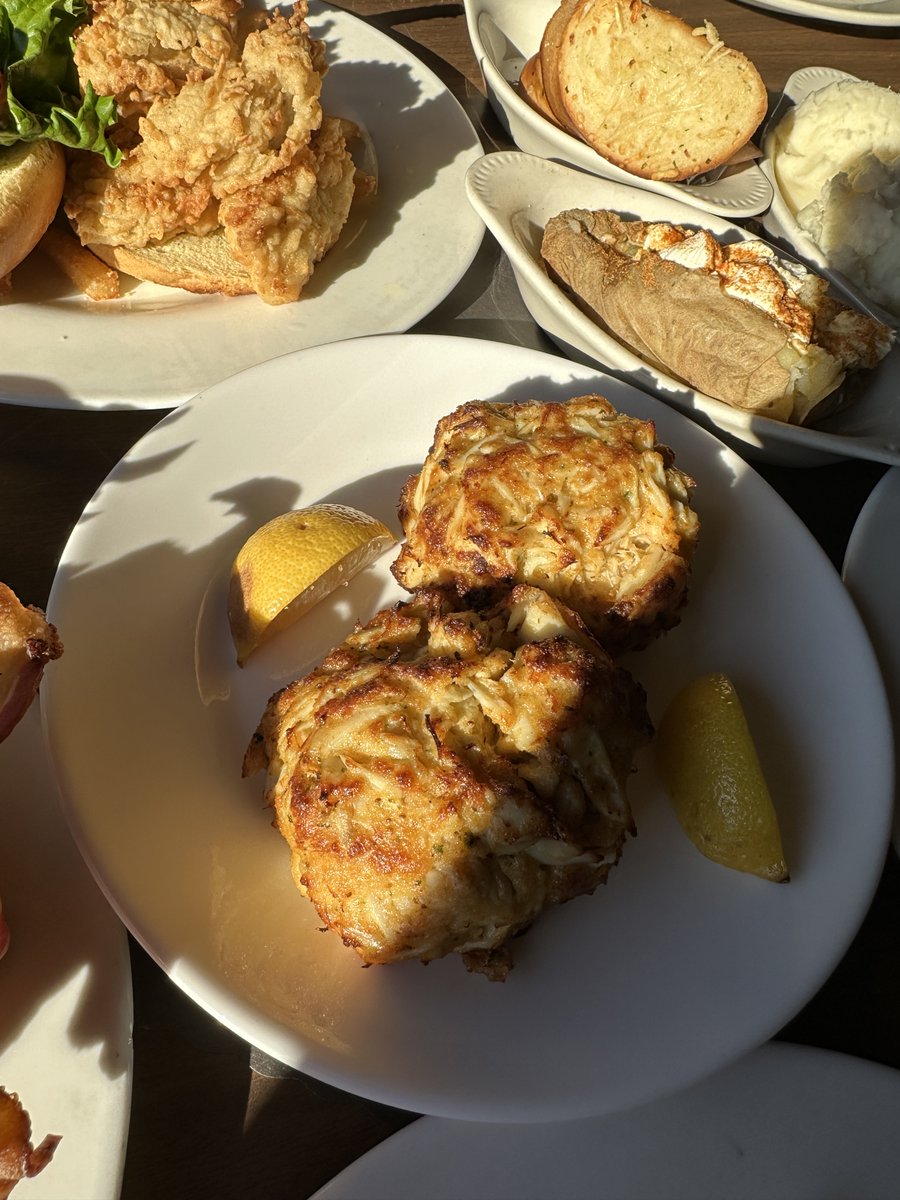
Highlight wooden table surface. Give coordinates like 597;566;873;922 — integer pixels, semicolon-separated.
1;3;898;1197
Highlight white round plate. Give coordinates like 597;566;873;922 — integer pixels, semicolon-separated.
462;0;773;219
0;2;484;411
730;0;900;27
43;334;892;1123
0;705;132;1200
466;151;900;469
843;467;900;859
760;67;899;328
313;1044;900;1199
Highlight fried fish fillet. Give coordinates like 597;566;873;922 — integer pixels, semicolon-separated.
392;396;699;655
67;5;323;244
133;9;324;197
74;0;241;122
65;1;367;303
243;585;652;980
218;115;361;304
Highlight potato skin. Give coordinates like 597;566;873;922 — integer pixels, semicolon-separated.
541;210;801;421
542;209;894;425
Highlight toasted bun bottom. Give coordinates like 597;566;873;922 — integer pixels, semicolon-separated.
0;141;66;277
90;231;255;296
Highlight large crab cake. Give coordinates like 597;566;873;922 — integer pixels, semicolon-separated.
391;396;699;654
243;585;652;980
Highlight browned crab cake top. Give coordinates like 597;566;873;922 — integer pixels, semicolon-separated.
391;395;699;655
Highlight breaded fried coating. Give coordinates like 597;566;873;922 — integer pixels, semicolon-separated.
243;586;652;980
0;1089;60;1199
74;0;240;120
220;116;360;304
133;9;323;196
63;159;219;247
392;396;700;654
189;0;242;26
67;6;323;247
64;1;364;303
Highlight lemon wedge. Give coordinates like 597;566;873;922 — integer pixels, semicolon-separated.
655;672;789;882
228;503;397;666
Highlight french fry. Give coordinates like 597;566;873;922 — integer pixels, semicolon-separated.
38;226;121;301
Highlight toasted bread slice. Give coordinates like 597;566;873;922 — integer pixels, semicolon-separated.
519;54;562;128
538;0;583;133
556;0;767;181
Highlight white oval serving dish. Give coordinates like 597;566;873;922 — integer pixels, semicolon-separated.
466;150;900;468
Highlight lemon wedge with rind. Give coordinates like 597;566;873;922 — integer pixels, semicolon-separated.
228;504;397;667
656;672;789;882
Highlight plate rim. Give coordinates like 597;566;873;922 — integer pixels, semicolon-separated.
310;1042;900;1199
728;0;900;28
842;465;900;858
0;704;134;1200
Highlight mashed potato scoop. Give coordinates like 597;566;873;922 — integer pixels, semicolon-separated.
771;78;900;320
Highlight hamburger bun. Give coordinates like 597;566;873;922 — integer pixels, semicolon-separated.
90;231;254;297
0;141;66;277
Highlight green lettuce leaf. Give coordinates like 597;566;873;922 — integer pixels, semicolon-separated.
0;0;120;165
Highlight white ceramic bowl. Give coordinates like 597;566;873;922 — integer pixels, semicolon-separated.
465;150;900;468
760;66;899;331
463;0;773;220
